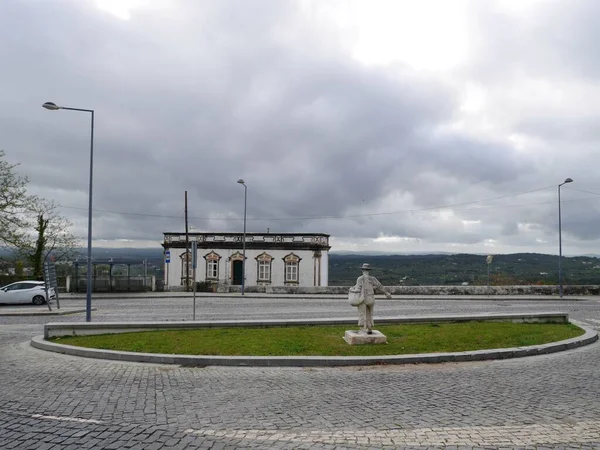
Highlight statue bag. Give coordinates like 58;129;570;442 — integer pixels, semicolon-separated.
348;286;362;306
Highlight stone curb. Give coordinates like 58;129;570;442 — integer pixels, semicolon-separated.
0;308;95;317
41;312;570;338
30;319;598;367
61;293;590;301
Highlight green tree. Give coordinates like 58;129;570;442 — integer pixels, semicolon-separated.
23;199;78;279
15;260;24;277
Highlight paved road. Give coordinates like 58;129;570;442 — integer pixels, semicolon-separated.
1;296;600;449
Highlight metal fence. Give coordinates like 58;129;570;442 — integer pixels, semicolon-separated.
66;275;154;293
64;260;159;293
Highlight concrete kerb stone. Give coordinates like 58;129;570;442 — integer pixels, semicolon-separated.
30;314;599;367
42;312;571;339
62;292;592;301
0;307;97;317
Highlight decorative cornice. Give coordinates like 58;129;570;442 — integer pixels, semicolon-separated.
255;252;274;262
228;252;245;261
203;251;221;261
163;232;330;250
283;252;302;263
163;242;331;251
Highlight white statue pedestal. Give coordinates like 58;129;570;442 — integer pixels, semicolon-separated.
344;330;387;345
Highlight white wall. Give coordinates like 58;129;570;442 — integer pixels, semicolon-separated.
164;251;184;287
164;247;329;288
320;251;329;286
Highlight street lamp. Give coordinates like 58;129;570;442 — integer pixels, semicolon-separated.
43;101;95;321
237;179;247;295
558;177;573;298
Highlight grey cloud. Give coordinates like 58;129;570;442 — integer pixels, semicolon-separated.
517;117;600;143
2;0;600;253
466;0;600;81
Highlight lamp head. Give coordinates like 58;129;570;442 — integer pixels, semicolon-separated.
42;102;61;111
564;178;573;184
237;179;245;185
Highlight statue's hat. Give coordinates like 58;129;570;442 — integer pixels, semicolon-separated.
360;263;372;270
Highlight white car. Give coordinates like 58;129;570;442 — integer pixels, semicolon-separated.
0;281;56;305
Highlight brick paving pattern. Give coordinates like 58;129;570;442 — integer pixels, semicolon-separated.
1;296;600;449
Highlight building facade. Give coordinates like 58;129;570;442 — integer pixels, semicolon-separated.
162;232;331;289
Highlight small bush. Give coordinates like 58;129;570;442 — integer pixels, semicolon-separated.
195;281;213;292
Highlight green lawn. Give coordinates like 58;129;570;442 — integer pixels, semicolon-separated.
51;322;584;357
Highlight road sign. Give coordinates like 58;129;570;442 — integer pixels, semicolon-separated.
44;262;58;289
43;261;59;310
165;250;171;264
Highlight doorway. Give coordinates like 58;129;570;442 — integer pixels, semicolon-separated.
232;260;243;285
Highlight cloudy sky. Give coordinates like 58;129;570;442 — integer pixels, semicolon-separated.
2;0;600;255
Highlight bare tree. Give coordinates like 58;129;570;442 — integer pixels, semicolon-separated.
0;150;33;249
2;151;79;278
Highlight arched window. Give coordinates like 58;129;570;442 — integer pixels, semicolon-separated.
255;252;273;284
283;253;301;284
204;251;221;280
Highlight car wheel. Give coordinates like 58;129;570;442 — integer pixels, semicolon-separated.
32;295;46;305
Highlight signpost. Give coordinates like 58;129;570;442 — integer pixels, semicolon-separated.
192;242;197;320
43;261;60;311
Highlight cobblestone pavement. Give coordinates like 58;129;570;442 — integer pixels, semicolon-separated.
1;296;600;449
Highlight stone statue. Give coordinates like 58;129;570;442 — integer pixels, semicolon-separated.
349;263;392;334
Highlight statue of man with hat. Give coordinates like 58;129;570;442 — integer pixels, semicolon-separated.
349;263;392;334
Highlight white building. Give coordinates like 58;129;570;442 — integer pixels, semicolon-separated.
162;232;331;289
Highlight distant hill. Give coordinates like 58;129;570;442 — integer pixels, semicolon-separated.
88;249;600;286
4;247;598;286
329;251;456;256
328;252;600;286
84;247;164;264
0;246;164;263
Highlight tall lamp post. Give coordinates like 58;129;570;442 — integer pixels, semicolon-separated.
558;177;573;298
237;179;247;295
43;101;95;322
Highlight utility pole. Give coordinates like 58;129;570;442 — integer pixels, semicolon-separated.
185;191;190;292
236;179;247;295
